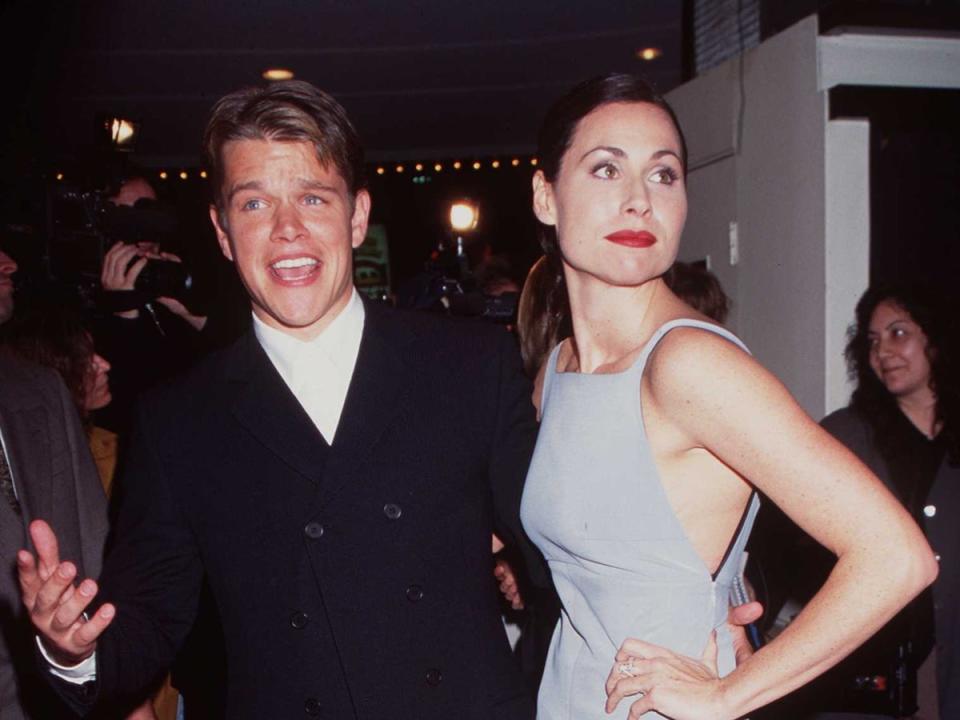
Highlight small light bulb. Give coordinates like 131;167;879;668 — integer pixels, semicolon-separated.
449;202;479;232
263;68;295;81
491;160;500;169
434;163;442;172
376;167;385;175
159;171;168;180
453;161;462;170
199;170;208;179
395;165;404;173
511;158;520;167
179;171;188;180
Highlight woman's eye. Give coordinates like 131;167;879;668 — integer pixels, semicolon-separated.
591;163;619;180
650;168;680;185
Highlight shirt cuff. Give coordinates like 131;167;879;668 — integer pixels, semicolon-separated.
36;636;97;684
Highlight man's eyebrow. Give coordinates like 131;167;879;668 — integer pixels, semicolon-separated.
298;179;337;193
226;178;338;203
226;180;262;204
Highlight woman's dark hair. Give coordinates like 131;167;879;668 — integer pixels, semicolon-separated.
517;256;571;378
534;74;687;354
4;301;95;421
846;283;959;462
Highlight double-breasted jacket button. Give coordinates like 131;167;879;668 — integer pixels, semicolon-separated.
290;612;310;629
924;504;937;518
304;522;324;539
384;503;402;520
406;584;424;602
425;668;443;686
304;697;321;716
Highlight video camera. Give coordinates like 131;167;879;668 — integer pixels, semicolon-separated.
47;183;192;302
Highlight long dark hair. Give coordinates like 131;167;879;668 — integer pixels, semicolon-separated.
846;284;959;463
3;299;96;422
531;73;687;368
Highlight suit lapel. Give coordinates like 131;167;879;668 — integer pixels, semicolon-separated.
0;400;51;529
228;332;330;486
319;300;415;504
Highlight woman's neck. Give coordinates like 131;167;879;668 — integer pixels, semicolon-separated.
565;275;664;373
897;388;939;439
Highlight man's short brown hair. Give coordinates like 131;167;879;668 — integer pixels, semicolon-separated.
203;80;366;210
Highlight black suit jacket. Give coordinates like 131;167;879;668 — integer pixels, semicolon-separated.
84;301;540;719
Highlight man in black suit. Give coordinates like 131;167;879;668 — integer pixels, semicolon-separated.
18;81;540;718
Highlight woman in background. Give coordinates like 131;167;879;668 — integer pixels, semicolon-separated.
518;73;937;720
808;284;958;720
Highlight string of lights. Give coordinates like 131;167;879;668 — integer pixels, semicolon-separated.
50;157;540;183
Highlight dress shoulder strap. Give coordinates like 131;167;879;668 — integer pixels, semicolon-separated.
630;319;751;378
538;341;565;411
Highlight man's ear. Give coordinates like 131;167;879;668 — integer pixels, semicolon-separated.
531;170;557;227
350;190;372;249
209;205;233;261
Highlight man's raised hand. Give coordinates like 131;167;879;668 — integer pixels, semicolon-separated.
17;519;114;667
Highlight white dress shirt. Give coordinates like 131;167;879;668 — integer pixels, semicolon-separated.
43;288;366;683
253;288;365;444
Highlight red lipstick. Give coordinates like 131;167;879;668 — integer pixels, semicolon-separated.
604;230;656;248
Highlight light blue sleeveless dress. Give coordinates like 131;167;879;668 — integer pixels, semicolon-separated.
520;319;760;720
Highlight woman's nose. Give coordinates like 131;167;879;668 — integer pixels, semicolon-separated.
621;179;652;216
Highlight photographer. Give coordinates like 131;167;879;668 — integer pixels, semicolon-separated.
93;176;207;431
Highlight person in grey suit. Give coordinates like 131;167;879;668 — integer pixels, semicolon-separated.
0;247;110;719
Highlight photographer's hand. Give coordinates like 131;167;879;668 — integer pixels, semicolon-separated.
101;242;153;318
155;297;207;332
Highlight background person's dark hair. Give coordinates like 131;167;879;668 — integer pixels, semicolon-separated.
4;299;96;421
534;73;687;346
203;80;366;212
846;283;960;463
663;261;730;324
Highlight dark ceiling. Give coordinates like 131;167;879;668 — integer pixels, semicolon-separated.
6;0;684;167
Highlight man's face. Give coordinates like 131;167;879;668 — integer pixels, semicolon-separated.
210;139;370;340
0;249;18;325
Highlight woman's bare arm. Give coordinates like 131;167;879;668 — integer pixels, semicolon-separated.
610;327;937;719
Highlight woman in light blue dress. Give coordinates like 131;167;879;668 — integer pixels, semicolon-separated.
518;74;938;720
